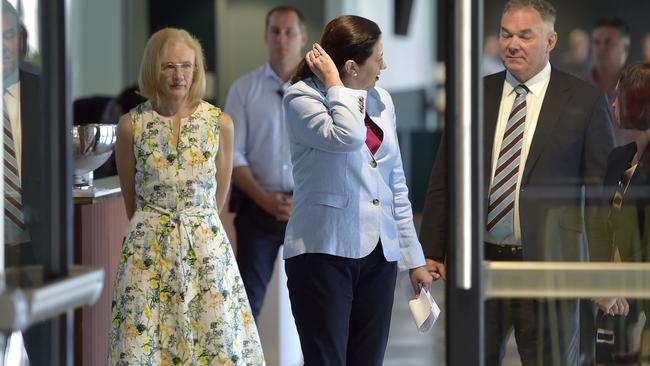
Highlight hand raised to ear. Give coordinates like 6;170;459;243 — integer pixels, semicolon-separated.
305;43;343;90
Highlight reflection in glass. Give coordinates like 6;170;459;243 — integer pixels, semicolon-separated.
3;0;27;247
594;62;650;365
2;0;43;270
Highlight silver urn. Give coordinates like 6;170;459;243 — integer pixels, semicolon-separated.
72;124;117;189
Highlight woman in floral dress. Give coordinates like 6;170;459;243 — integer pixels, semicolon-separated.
109;28;265;365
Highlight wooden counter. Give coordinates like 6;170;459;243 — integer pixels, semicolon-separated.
73;176;127;366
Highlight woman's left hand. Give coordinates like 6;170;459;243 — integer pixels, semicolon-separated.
409;266;433;298
305;43;342;90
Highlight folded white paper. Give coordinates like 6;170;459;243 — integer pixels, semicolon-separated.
408;287;441;334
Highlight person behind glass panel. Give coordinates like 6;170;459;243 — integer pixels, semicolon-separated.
555;28;591;76
642;33;650;64
420;0;615;364
2;0;40;250
594;62;650;363
581;17;632;146
482;34;505;76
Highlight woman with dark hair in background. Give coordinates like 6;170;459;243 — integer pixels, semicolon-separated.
283;15;432;364
595;62;650;364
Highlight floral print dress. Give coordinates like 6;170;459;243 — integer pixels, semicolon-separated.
108;101;265;365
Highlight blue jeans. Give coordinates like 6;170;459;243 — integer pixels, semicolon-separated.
234;208;285;319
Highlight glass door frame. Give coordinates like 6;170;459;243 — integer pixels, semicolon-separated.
1;0;74;364
445;0;650;365
445;0;484;364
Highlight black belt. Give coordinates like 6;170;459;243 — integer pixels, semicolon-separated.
484;242;523;261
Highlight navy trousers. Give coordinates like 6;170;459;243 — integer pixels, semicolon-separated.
285;243;397;366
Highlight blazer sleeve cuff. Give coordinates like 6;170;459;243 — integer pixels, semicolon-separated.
398;245;426;272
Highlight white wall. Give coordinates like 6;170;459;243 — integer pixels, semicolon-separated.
327;0;435;93
70;0;435;101
214;0;324;105
70;0;124;100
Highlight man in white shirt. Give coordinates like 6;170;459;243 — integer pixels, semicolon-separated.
3;0;41;256
3;0;28;246
224;5;306;318
420;0;614;364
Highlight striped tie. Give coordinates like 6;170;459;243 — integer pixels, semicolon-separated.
486;84;528;243
3;95;26;235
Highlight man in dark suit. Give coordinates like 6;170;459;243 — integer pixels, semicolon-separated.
419;0;615;364
3;1;49;365
3;0;41;261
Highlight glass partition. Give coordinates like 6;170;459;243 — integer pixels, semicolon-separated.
433;0;650;365
2;0;73;363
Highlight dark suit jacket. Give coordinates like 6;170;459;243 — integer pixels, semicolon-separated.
4;68;42;262
20;67;42;235
601;142;650;262
420;68;615;262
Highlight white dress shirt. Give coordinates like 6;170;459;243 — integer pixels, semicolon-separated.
4;81;22;178
225;63;293;192
487;62;551;245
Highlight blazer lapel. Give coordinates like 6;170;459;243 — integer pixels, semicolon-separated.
522;68;571;183
483;72;506;187
366;89;387;158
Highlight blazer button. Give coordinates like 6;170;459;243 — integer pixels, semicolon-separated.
370;161;377;168
372;198;380;206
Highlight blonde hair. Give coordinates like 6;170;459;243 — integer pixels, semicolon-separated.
138;28;206;106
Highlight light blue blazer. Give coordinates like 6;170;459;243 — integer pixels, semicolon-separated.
282;77;426;271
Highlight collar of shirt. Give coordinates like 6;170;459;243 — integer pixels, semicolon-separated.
310;76;327;95
3;68;19;90
504;61;551;98
263;63;290;93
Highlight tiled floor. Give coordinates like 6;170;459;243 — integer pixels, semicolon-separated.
383;272;522;366
384;271;444;365
383;215;522;366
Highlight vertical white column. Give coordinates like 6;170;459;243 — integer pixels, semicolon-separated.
257;247;302;366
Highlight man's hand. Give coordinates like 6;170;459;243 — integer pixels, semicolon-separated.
260;192;292;221
426;258;446;281
594;297;630;316
409;266;433;298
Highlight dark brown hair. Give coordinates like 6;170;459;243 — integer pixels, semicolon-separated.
291;15;381;84
593;17;630;44
617;62;650;130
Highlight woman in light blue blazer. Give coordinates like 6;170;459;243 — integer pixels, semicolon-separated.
282;15;432;365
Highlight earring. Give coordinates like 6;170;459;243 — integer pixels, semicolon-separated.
353;72;358;77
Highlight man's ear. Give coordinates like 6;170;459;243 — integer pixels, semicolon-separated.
547;31;558;53
300;28;308;47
